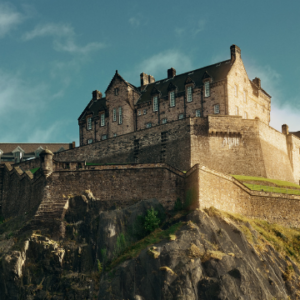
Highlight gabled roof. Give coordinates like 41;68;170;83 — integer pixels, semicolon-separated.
105;70;138;94
78;98;107;121
136;60;232;105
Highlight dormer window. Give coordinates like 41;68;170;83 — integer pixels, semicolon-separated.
153;96;158;112
187;86;193;102
114;88;119;96
170;91;175;107
118;107;122;124
113;109;117;122
87;117;92;130
204;81;210;97
100;113;105;126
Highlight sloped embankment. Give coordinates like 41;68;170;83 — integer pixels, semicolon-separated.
0;193;300;299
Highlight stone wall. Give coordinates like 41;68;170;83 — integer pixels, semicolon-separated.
196;165;300;227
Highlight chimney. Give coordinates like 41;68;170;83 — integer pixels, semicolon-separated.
92;90;102;100
230;44;241;63
282;124;289;135
148;75;155;84
252;77;261;89
168;68;176;78
140;72;149;87
71;141;75;149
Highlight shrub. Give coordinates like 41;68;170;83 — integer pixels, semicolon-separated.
96;259;102;273
113;233;128;258
144;207;160;234
174;198;183;211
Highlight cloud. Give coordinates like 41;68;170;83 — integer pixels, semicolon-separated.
175;19;206;37
129;17;140;27
0;3;24;37
194;19;206;35
23;23;106;54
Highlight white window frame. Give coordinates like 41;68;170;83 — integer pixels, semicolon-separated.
113;108;117;122
118;107;122;124
87;139;93;144
153;96;158;112
196;109;201;117
235;106;239;115
204;81;210;97
138;110;141;116
170;91;175;107
100;113;105;126
87;117;92;130
178;113;184;120
187;86;192;102
214;104;220;114
143;109;147;115
162;118;167;124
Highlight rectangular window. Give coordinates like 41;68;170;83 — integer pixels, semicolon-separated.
118;107;122;124
170;91;175;107
113;109;117;122
87;139;93;144
87;117;92;130
187;86;192;102
113;133;117;137
196;109;201;117
146;123;152;128
235;106;239;115
204;81;210;97
243;91;247;103
143;109;147;115
234;84;238;97
153;96;158;112
178;113;184;120
214;104;220;114
244;112;248;119
100;114;105;126
138;110;141;116
162;118;167;124
114;88;119;96
102;135;107;140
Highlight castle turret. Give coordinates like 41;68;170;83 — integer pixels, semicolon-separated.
40;148;54;177
282;124;289;135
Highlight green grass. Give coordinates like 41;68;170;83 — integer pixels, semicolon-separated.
30;167;40;174
107;222;183;271
244;183;300;195
232;175;300;189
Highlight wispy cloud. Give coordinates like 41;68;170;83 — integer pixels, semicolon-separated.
23;23;106;54
175;18;206;37
194;19;206;35
0;3;24;37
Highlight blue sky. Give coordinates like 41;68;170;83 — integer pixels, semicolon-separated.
0;0;299;145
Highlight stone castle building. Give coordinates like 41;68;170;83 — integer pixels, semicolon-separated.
78;45;271;145
1;44;300;230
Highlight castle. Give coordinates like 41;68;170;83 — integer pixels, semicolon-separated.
1;45;300;231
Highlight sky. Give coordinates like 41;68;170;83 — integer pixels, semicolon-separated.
0;0;299;145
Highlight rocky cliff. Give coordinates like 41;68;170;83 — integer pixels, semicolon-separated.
1;193;300;299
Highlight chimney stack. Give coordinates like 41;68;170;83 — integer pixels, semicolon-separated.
92;90;102;100
140;73;155;88
230;44;241;63
168;68;176;78
282;124;289;135
252;77;261;89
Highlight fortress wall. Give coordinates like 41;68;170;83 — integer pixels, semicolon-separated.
197;165;300;227
258;122;295;182
46;164;185;211
190;116;267;177
289;134;300;184
55;118;192;171
2;166;46;218
12;158;41;172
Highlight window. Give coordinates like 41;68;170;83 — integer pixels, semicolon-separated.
244;112;248;119
138;110;141;116
234;84;238;97
162;118;167;124
143;109;147;115
187;86;192;102
153;96;158;112
146;123;152;128
100;114;105;126
87;117;92;130
204;81;210;97
196;109;201;117
114;88;119;96
87;139;93;144
102;135;107;140
170;91;175;107
178;113;184;120
243;91;247;103
118;107;122;124
113;133;117;137
214;104;220;114
235;106;239;115
113;109;117;122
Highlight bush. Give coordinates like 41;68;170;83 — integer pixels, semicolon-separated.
100;248;107;263
113;233;128;258
144;207;160;234
174;198;183;211
96;259;102;273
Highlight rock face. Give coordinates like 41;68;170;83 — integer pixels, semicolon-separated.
0;195;300;299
